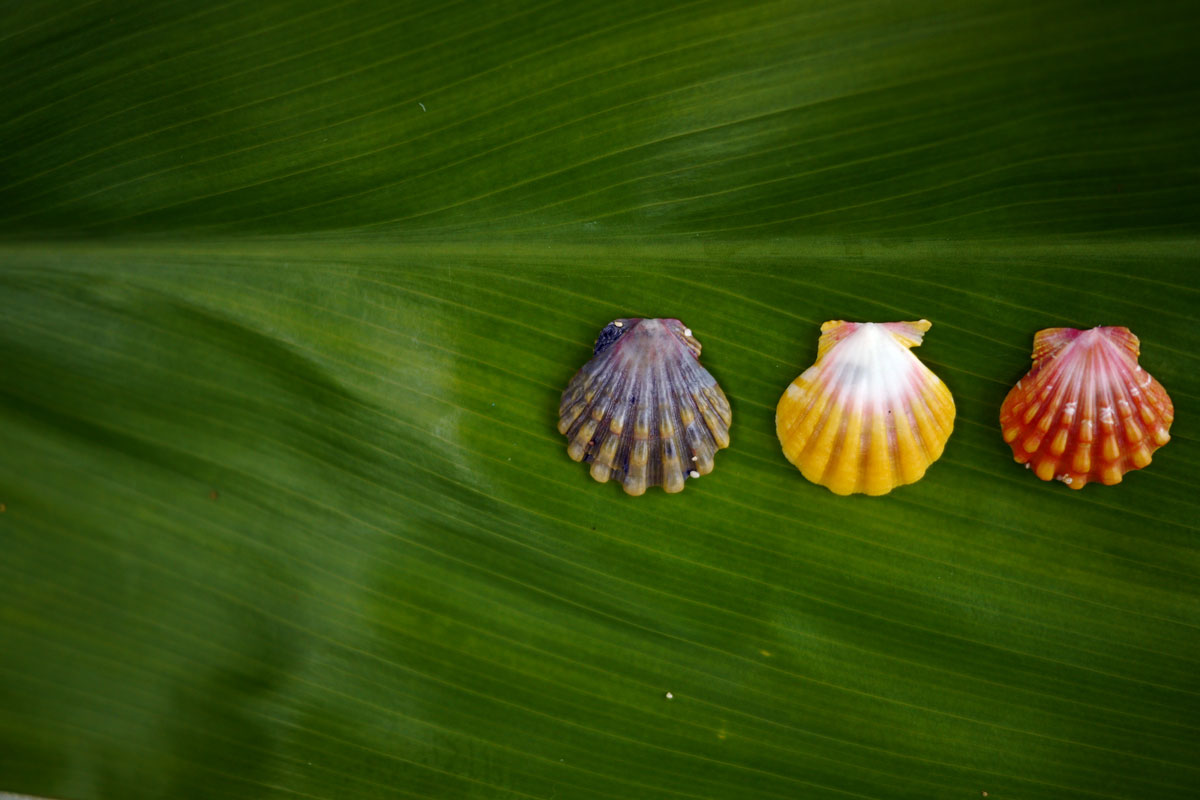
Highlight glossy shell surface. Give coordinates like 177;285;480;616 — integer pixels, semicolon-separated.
558;318;731;495
1000;326;1173;488
776;320;956;496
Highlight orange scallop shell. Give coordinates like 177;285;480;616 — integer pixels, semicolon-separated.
999;326;1173;488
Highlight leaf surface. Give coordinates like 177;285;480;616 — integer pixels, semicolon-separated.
1;2;1198;799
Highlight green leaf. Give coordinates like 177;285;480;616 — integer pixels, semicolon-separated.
1;2;1198;800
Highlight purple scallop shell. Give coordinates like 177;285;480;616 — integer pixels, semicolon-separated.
558;318;731;495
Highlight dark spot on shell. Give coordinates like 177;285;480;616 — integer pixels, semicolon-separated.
593;323;626;355
629;394;637;405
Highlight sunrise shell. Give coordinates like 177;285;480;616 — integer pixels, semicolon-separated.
999;326;1173;489
558;318;731;495
776;320;956;496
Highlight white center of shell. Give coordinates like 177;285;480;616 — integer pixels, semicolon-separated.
825;323;921;404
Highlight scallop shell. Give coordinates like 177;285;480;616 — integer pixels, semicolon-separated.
999;326;1173;488
776;320;956;496
558;318;731;495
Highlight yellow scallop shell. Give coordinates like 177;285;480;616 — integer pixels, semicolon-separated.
776;320;955;496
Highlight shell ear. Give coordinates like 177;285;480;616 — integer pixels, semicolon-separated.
593;321;628;355
1031;328;1080;365
816;320;858;358
1099;326;1141;360
881;320;931;349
